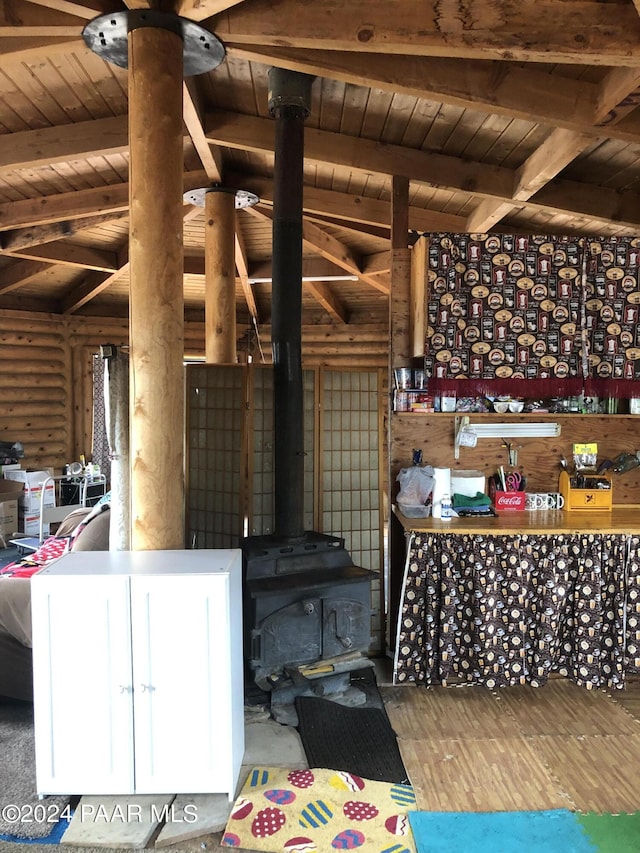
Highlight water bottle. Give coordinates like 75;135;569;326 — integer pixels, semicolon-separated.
440;493;452;520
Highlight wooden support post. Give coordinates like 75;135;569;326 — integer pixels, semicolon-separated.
128;24;185;550
388;173;410;653
410;235;428;358
205;189;236;363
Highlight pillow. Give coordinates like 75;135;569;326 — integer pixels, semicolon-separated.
70;506;110;552
55;506;93;538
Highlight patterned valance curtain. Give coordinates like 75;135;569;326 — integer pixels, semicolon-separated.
425;234;640;397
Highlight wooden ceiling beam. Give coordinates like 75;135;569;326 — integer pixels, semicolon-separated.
305;280;349;324
3;242;119;272
178;0;248;21
0;169;209;230
467;66;640;232
226;45;622;141
0;211;128;251
0;115;124;172
61;266;128;314
211;110;640;230
234;210;259;322
0;258;53;294
217;0;640;66
19;0;103;21
206;109;515;201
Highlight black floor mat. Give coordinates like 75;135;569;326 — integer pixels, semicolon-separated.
295;694;410;784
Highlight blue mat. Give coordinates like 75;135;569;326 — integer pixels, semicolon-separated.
0;813;72;845
409;809;596;853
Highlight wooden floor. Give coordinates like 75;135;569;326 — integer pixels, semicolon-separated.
380;677;640;815
38;677;640;852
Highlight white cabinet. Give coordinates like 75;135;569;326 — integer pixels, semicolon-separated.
31;549;244;799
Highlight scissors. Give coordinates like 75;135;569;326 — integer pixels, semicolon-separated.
505;471;522;491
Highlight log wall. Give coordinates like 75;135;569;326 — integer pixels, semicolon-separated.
0;310;390;474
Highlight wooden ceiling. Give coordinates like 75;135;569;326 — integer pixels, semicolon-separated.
2;0;640;335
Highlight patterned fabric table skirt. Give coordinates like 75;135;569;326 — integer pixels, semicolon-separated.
394;532;640;690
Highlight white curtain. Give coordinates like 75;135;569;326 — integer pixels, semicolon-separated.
104;348;130;550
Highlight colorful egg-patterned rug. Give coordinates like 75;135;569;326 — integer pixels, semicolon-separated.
221;766;417;852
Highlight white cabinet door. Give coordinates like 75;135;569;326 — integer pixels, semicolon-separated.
31;573;134;795
130;573;234;794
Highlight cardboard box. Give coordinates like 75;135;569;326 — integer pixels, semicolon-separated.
18;510;49;537
0;498;18;538
4;469;55;513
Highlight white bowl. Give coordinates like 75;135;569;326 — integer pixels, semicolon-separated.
508;400;524;413
493;401;509;414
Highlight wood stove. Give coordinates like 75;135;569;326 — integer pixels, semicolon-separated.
241;69;377;697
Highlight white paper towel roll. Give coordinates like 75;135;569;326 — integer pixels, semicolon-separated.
451;469;485;498
431;467;451;519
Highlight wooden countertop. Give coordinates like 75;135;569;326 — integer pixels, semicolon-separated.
394;506;640;535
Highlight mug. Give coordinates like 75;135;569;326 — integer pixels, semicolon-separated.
544;492;565;510
525;492;564;510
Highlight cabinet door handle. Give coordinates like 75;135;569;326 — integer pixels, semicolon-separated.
140;684;156;692
119;685;133;694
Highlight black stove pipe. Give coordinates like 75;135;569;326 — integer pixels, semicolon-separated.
268;69;314;541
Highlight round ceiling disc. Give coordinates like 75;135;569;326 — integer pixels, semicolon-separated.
82;10;226;77
183;187;260;209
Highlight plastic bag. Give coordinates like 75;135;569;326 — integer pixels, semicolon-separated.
396;465;435;516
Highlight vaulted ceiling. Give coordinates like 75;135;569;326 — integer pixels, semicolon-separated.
2;0;640;335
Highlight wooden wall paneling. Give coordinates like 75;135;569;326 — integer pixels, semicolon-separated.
391;413;640;506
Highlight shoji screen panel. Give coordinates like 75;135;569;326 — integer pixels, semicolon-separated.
319;368;384;651
186;364;246;548
247;365;316;536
